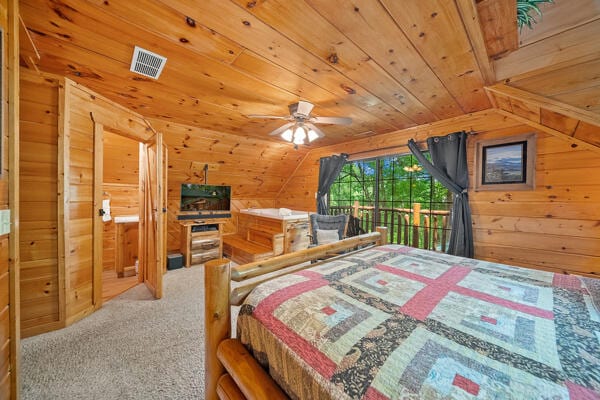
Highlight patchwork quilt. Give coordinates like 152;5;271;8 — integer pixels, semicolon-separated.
238;245;600;400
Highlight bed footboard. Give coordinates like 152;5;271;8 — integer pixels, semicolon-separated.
204;229;387;400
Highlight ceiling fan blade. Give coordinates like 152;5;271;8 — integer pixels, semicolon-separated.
247;114;290;120
309;116;352;125
305;123;325;139
294;100;314;116
268;122;295;136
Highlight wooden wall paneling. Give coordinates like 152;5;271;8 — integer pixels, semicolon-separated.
6;0;19;396
64;85;95;325
277;109;600;276
150;118;302;251
19;70;64;338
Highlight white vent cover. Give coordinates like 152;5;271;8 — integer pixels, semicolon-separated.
130;46;167;79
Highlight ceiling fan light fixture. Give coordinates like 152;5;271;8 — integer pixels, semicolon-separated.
281;128;293;142
293;125;306;145
307;129;318;142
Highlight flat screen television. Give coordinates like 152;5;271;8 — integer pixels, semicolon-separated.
180;184;231;214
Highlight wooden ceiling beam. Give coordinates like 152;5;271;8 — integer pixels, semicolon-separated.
455;0;496;85
494;18;600;81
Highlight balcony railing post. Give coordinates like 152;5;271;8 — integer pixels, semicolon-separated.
411;203;421;248
424;215;430;250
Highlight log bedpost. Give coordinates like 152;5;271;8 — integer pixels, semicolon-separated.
204;258;232;400
376;226;389;246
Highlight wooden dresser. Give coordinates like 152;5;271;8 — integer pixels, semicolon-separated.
179;219;227;267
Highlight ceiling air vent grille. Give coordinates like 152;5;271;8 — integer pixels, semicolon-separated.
130;46;167;79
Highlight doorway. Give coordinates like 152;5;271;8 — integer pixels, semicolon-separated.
101;131;142;302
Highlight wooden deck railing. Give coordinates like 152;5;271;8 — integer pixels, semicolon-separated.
330;201;451;252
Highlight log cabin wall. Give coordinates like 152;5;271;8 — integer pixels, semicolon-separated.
276;110;600;277
3;0;19;397
148;119;309;253
18;72;151;334
102;132;139;271
63;80;150;325
19;70;64;337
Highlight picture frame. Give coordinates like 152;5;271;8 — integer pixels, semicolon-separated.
473;133;536;191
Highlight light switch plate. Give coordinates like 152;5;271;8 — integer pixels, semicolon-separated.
0;209;11;235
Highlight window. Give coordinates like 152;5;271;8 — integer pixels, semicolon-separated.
328;153;452;251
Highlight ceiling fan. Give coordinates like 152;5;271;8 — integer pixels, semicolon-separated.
248;100;352;145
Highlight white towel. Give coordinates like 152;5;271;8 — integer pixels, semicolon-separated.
102;199;112;222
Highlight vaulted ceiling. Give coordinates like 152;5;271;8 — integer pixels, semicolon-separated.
19;0;600;147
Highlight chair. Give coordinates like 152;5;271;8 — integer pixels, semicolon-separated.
309;214;349;246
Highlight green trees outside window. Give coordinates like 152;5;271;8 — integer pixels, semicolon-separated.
328;153;453;250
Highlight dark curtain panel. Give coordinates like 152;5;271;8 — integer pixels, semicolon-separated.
317;154;348;215
407;131;473;258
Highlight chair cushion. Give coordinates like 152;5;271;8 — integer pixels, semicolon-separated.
316;229;340;245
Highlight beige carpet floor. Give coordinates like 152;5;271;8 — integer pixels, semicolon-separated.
21;266;206;400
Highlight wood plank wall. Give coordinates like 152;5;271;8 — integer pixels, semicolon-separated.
102;131;139;271
148;119;308;252
276;110;600;277
19;71;64;337
2;0;19;397
65;83;97;325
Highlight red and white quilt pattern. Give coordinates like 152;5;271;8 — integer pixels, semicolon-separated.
238;245;600;399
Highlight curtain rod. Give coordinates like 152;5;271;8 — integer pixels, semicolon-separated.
346;129;480;160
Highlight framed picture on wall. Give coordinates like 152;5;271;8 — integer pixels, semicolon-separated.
473;133;536;191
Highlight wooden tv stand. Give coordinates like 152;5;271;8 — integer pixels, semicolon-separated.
179;218;227;267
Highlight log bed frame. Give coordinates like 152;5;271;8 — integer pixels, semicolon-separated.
204;229;388;400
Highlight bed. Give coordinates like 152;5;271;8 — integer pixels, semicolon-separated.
204;231;600;399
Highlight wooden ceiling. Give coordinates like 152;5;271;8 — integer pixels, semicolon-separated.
19;0;600;147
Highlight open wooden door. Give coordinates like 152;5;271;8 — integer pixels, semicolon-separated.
139;132;167;299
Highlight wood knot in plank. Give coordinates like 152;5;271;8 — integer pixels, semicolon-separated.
340;84;356;95
186;16;196;27
327;53;339;64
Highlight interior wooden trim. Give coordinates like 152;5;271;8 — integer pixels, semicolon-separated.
486;84;600;127
8;1;20;397
495;109;600;154
455;0;496;85
92;122;104;308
